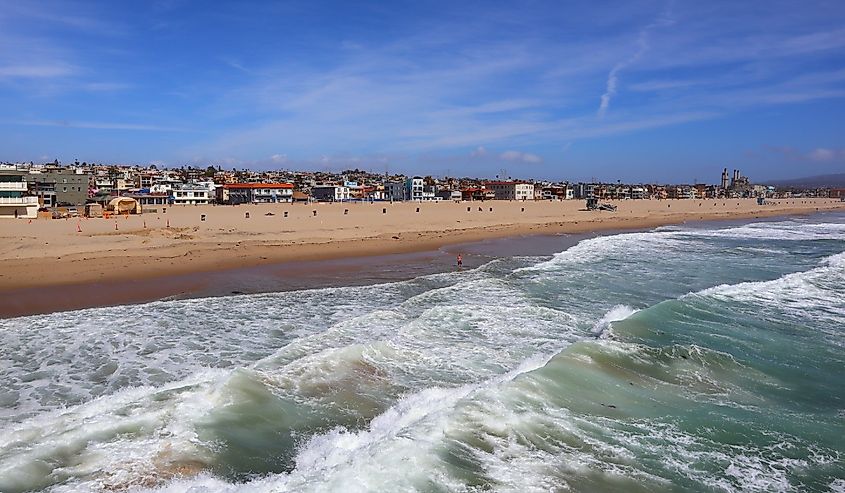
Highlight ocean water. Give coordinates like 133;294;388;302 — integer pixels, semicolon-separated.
1;213;844;492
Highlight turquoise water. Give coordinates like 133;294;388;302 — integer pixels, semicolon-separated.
1;214;843;492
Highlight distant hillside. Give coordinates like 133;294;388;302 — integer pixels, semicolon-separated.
764;173;845;188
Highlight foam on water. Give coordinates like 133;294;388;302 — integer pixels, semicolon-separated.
591;305;638;337
694;251;845;328
1;214;844;492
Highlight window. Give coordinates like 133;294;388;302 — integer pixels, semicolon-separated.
63;187;67;192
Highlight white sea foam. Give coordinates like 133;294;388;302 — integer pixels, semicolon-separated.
128;353;559;493
694;251;845;326
591;305;639;337
514;230;686;273
682;220;845;241
2;216;844;492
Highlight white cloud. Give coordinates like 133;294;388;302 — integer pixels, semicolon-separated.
597;7;675;117
470;146;487;157
270;153;288;163
500;150;542;163
0;64;76;78
5;119;187;132
807;148;844;161
809;148;834;161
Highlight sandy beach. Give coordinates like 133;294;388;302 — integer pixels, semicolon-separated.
0;197;842;317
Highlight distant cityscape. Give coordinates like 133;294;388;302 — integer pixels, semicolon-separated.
1;160;843;219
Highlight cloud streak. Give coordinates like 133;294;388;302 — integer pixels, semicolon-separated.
3;120;189;132
597;5;675;118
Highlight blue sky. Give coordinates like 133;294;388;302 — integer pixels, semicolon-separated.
1;0;844;182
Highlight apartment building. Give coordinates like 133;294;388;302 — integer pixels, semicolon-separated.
404;176;424;201
487;181;534;200
311;185;351;202
172;184;212;205
0;171;39;218
223;183;294;204
26;168;92;205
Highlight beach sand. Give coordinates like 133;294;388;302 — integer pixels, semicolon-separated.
0;197;842;317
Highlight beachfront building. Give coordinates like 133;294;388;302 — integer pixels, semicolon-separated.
123;192;170;208
540;184;574;200
461;187;496;201
223;183;294;204
25;168;92;205
172;184;212;205
404;176;424;201
573;183;597;199
437;189;463;201
630;186;646;199
311;185;351;202
0;171;39;218
487;181;534;201
384;181;404;201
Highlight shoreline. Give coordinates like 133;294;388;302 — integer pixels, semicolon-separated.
1;199;843;318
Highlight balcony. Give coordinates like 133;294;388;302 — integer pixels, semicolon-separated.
0;182;27;191
0;196;38;205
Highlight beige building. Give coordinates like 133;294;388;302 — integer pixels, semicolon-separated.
487;181;534;200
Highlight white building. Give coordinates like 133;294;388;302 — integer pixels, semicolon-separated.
172;184;212;205
404;177;424;201
488;181;534;200
0;172;39;218
311;185;351;202
223;183;294;204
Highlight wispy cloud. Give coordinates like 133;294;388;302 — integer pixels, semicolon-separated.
269;153;288;164
221;57;253;75
597;4;675;118
0;64;76;78
808;148;845;162
500;150;543;163
470;146;487;157
4;120;189;132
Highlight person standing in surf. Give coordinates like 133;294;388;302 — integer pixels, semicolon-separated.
457;253;463;269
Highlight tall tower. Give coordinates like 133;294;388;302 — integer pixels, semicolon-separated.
721;168;729;189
